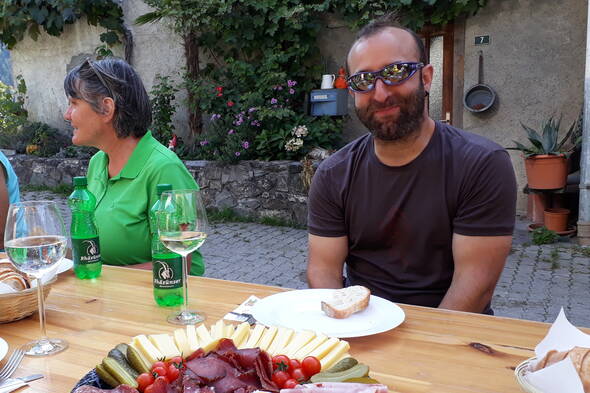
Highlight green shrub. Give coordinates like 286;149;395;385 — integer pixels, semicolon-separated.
150;74;178;147
531;227;559;245
25;122;70;157
0;75;28;147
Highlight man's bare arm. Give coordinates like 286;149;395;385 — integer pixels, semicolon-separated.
438;233;512;313
307;234;348;288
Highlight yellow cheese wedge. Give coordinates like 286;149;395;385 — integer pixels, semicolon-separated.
267;327;294;356
223;323;236;338
283;330;316;358
149;333;181;360
292;334;329;360
230;322;251;347
173;328;192;356
210;319;225;340
241;324;265;349
185;325;200;353
132;334;164;365
196;324;213;344
306;337;339;360
257;326;278;351
319;340;350;370
201;338;221;353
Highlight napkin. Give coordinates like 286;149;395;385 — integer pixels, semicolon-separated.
223;295;261;323
0;282;17;295
525;308;589;393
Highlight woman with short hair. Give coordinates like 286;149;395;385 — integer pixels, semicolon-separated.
63;57;204;275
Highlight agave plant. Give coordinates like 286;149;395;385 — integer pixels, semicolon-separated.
508;115;580;157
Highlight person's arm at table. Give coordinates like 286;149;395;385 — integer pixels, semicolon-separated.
307;234;348;288
438;233;512;313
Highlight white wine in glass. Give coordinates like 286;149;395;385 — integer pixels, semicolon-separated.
158;190;209;325
4;200;69;356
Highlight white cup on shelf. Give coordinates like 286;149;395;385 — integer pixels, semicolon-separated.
321;74;335;89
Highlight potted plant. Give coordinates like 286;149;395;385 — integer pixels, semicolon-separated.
508;115;579;190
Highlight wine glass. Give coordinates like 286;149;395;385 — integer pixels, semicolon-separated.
4;200;69;356
157;189;209;325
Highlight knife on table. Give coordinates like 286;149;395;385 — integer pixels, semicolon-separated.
0;374;44;393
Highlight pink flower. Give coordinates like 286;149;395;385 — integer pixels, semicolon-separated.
227;100;234;107
270;98;278;104
235;151;241;156
242;141;249;149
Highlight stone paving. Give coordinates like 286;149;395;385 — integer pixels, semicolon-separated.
25;191;590;328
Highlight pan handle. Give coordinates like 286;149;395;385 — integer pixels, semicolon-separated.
478;50;484;85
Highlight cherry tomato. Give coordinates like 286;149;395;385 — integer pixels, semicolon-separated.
151;361;166;371
272;355;290;371
151;376;169;393
152;366;167;378
288;359;301;370
144;385;154;393
167;363;180;381
271;370;290;388
168;356;184;368
290;367;307;382
137;373;155;392
301;356;321;377
283;379;298;389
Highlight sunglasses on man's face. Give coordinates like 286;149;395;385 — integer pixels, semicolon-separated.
347;62;425;93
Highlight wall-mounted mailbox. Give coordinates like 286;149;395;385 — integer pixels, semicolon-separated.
310;89;348;116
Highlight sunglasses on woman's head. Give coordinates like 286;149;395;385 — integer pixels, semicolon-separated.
347;62;425;93
83;58;116;102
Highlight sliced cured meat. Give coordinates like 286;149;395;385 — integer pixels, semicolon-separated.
211;374;249;393
186;357;229;383
72;385;139;393
234;348;261;369
254;350;279;392
236;369;260;387
280;382;389;393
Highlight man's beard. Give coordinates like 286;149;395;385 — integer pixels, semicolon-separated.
355;80;426;142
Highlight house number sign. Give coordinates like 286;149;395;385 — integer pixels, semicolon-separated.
475;35;490;45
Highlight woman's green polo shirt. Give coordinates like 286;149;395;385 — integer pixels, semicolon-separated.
86;131;204;275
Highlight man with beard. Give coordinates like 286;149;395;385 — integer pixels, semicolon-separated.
306;17;517;314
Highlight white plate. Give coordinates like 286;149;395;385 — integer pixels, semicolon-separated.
55;258;73;274
251;289;405;338
0;337;8;362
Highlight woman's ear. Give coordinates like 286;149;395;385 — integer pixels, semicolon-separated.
101;97;116;123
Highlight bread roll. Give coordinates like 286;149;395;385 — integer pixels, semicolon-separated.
321;286;371;319
0;264;30;291
532;346;590;392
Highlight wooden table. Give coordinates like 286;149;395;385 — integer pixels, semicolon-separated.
0;266;561;393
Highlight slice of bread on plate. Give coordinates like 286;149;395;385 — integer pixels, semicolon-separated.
321;285;371;319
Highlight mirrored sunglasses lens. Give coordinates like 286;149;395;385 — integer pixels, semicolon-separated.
350;73;374;92
382;63;411;83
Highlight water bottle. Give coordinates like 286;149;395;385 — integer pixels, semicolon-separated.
151;184;183;307
68;176;102;279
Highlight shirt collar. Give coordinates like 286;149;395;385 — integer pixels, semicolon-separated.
114;131;157;180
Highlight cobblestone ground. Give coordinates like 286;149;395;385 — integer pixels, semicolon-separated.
25;191;590;328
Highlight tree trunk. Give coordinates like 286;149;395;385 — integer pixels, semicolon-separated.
184;31;202;135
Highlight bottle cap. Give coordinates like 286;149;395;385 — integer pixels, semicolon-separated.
73;176;87;186
156;184;173;196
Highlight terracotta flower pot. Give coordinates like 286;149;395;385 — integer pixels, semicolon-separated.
544;208;569;232
524;154;567;190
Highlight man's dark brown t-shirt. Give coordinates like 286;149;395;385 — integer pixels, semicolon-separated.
307;121;517;308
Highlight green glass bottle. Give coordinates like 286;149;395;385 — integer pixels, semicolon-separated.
68;176;102;279
151;184;183;307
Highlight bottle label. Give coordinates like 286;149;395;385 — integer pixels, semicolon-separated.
153;256;183;289
72;237;101;265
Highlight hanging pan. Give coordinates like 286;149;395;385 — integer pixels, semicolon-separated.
464;50;497;113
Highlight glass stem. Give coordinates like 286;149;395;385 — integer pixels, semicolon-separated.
36;279;49;344
181;254;189;317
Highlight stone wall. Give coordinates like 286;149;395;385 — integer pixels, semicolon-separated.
8;155;310;226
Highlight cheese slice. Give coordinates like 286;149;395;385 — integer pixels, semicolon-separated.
257;326;278;351
319;340;350;370
210;319;225;340
223;323;236;338
267;327;294;356
132;334;164;365
173;328;192;356
230;322;251;347
185;325;200;352
197;324;213;344
149;333;181;360
283;330;316;358
292;334;329;360
241;324;265;349
306;337;339;360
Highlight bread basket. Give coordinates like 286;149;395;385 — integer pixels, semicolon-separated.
0;275;57;324
515;357;544;393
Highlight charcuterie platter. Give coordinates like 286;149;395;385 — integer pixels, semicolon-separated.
72;318;387;393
